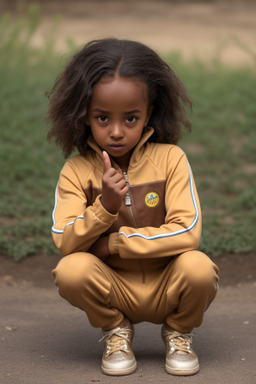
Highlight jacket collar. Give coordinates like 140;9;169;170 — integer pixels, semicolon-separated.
87;127;154;170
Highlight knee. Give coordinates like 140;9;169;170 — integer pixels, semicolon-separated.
175;251;219;288
52;252;99;291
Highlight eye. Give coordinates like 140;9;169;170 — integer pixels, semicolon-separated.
97;115;109;123
126;116;137;124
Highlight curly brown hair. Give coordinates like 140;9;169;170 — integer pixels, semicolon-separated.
46;38;192;158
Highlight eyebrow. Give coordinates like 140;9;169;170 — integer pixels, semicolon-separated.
92;108;142;114
126;110;142;114
92;108;108;113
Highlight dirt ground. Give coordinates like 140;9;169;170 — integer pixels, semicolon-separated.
1;252;256;384
1;0;256;66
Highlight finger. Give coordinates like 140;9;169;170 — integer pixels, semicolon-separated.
103;151;112;173
114;177;129;195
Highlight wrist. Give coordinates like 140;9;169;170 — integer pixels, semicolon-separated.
100;196;119;215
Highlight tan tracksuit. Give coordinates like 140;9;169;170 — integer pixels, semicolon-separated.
52;128;219;332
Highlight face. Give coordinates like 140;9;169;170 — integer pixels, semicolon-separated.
86;75;152;170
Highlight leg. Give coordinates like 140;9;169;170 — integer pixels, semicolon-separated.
52;252;137;375
52;252;124;330
165;250;219;333
161;250;219;376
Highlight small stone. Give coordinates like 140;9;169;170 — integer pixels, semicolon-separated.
5;326;17;332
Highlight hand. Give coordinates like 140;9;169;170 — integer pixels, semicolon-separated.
88;236;110;261
101;151;128;214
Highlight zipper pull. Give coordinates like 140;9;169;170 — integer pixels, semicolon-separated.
125;194;131;206
123;172;131;206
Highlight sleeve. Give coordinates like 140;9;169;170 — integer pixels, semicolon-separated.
51;161;118;256
108;151;202;259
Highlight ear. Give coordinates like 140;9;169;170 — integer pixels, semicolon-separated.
145;105;154;127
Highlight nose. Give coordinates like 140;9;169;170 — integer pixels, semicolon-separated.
110;123;124;139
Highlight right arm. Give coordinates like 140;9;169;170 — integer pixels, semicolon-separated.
51;152;127;257
51;159;118;256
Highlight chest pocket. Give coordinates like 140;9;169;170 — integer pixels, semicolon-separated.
128;180;166;228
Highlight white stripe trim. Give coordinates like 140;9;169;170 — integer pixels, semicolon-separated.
119;159;199;240
51;183;84;234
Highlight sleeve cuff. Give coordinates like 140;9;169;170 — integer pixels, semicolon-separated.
94;195;118;223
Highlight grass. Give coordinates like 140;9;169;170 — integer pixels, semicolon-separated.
1;6;256;261
174;58;256;256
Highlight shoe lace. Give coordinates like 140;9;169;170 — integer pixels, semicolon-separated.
99;328;132;356
166;332;192;354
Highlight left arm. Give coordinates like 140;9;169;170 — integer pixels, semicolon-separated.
108;152;202;259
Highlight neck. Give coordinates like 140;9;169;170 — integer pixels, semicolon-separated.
110;152;131;173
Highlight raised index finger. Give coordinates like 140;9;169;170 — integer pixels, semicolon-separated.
102;151;112;173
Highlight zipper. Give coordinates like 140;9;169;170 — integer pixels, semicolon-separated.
123;172;135;222
123;172;131;206
123;171;146;284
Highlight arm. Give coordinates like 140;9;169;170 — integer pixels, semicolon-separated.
51;152;128;257
108;151;202;259
88;151;129;259
51;159;118;256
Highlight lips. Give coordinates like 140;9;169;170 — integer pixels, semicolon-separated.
108;144;125;152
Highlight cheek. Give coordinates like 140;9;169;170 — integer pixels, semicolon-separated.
91;129;106;145
130;130;144;146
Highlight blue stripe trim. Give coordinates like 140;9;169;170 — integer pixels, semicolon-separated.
119;159;199;240
51;183;84;234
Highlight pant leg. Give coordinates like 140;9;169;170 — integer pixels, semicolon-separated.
163;250;219;333
52;252;126;330
52;250;219;332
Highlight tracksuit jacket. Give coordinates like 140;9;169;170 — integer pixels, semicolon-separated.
51;127;202;280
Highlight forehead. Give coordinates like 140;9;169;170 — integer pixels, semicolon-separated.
90;76;149;109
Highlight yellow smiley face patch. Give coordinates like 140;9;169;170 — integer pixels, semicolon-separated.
145;192;159;208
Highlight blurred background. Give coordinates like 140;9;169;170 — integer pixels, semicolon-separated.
1;0;256;65
0;0;256;262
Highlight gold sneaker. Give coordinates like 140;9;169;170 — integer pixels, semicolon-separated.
100;319;137;376
161;325;199;376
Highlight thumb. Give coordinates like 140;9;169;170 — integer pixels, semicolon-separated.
102;151;112;173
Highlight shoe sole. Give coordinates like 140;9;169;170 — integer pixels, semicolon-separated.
101;361;137;376
166;364;199;376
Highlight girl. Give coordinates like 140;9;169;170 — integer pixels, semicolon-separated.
46;38;219;377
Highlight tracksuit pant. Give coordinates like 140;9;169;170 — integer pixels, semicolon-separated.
52;250;219;333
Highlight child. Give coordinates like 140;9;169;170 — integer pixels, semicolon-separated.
46;38;219;377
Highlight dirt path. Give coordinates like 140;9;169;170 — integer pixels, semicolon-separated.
2;0;256;65
1;252;256;384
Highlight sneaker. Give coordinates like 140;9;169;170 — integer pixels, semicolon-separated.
100;319;137;376
161;325;199;376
